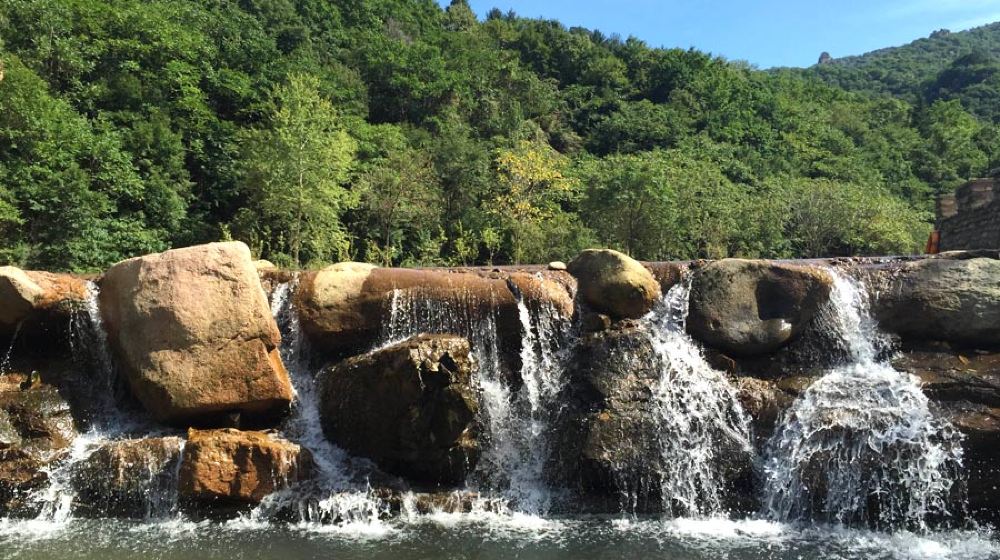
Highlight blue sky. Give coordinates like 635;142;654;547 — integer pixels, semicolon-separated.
437;0;1000;68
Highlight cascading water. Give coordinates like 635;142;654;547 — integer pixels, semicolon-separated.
380;281;570;514
253;280;388;526
761;268;964;531
641;276;754;517
31;282;178;524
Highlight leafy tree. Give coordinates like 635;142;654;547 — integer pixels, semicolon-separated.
490;139;578;263
234;73;357;266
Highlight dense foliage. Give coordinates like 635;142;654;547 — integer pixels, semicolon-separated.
802;23;1000;124
1;0;998;270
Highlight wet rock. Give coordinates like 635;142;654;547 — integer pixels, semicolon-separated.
568;249;661;320
0;448;47;516
0;374;77;516
935;402;1000;523
295;264;574;361
99;242;293;425
73;437;183;518
554;327;663;511
734;377;795;443
874;258;1000;347
687;259;833;356
0;374;76;458
317;334;479;486
178;428;312;512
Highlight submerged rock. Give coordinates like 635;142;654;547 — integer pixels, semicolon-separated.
568;249;660;320
73;437;183;518
99;242;293;425
687;259;833;356
875;258;1000;347
178;428;312;513
317;334;479;486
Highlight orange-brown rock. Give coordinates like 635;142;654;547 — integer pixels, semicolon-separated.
178;428;312;508
98;242;293;424
295;264;575;359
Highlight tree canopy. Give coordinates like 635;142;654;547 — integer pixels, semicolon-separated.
2;0;998;270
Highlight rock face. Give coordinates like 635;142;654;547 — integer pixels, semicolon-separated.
0;374;77;516
295;263;574;360
317;334;479;486
568;249;661;320
73;437;184;518
99;242;293;424
687;259;833;356
555;327;664;511
875;258;1000;347
0;267;43;328
178;428;312;511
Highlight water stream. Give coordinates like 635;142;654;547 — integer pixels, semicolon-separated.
761;269;964;530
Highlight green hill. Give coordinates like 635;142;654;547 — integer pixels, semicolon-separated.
803;23;1000;122
1;0;997;270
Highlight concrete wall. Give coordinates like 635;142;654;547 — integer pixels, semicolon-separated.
936;179;1000;251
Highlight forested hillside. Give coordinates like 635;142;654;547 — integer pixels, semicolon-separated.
804;23;1000;123
2;0;998;271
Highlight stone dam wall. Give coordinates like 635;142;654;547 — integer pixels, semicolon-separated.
937;178;1000;251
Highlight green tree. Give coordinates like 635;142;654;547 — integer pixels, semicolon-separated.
235;73;357;266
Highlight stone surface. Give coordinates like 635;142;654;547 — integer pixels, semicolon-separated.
0;267;43;328
317;334;479;486
178;428;312;509
99;242;293;424
0;374;77;516
568;249;661;320
73;437;183;518
875;258;1000;347
556;327;662;511
295;264;574;360
687;259;833;356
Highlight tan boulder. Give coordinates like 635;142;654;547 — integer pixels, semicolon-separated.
99;242;293;424
317;334;479;486
296;264;574;359
568;249;661;320
178;428;312;508
0;267;43;327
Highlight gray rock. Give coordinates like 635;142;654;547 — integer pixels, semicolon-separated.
687;259;833;356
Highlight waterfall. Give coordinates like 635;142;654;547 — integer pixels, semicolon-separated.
642;276;753;517
0;320;22;375
761;269;964;530
254;280;389;525
380;281;570;514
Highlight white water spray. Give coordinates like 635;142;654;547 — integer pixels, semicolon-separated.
762;269;963;530
643;276;754;517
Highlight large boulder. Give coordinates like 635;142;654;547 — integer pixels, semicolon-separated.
317;334;479;486
73;437;184;518
98;242;293;425
568;249;661;320
0;267;43;328
687;259;833;357
874;258;1000;348
178;428;312;512
295;264;574;360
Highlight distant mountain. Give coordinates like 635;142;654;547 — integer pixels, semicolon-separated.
798;22;1000;122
